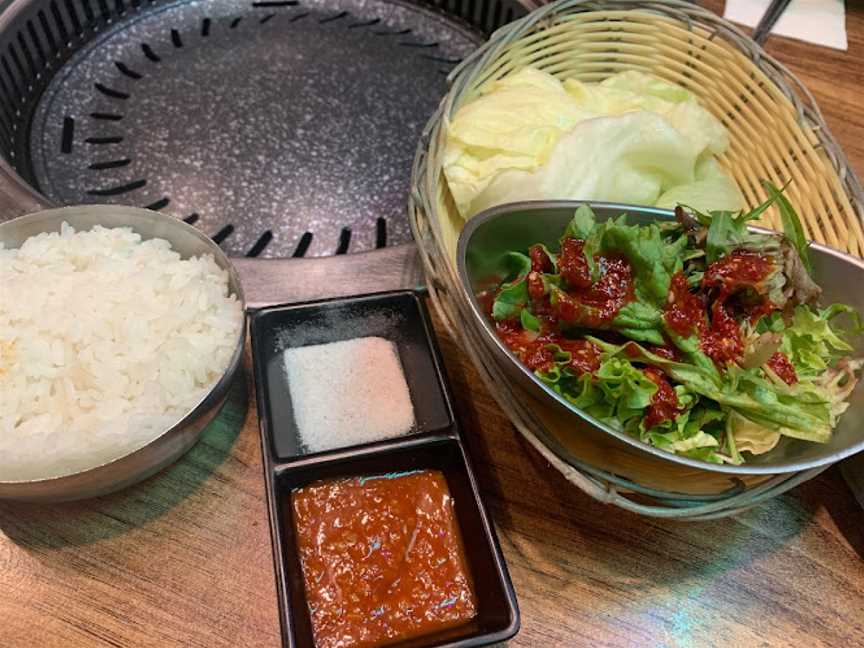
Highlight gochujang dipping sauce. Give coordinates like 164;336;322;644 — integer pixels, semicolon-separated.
291;470;477;648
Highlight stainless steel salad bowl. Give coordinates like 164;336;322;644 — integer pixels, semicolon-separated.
0;205;247;502
457;200;864;476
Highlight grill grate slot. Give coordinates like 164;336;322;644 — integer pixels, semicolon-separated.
114;60;141;78
9;42;29;89
93;82;129;99
96;0;111;24
335;227;351;254
79;0;96;28
145;196;169;210
348;17;379;28
0;80;16;124
0;57;20;102
376;217;386;248
39;10;60;55
319;10;348;23
49;3;69;45
60;116;74;152
140;42;160;61
27;20;48;70
85;135;122;143
212;224;235;244
292;231;312;257
88;157;130;169
17;31;38;80
246;230;273;257
86;178;146;195
63;0;83;36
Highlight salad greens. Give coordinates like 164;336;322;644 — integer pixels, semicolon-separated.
488;193;861;464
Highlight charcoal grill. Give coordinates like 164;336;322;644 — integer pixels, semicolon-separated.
0;0;527;294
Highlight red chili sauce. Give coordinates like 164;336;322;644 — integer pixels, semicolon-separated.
698;300;744;365
529;243;552;274
700;251;774;365
766;351;798;385
643;367;680;429
493;237;622;374
555;238;634;328
495;319;601;375
291;470;477;648
702;250;774;294
664;271;705;338
661;254;776;366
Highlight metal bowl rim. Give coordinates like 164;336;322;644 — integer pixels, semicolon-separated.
456;199;864;476
0;205;247;485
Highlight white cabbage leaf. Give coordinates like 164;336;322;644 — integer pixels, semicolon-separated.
444;68;744;219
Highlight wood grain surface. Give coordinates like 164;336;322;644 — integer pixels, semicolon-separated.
2;2;864;647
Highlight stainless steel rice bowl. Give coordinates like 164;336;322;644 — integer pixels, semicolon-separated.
0;205;246;502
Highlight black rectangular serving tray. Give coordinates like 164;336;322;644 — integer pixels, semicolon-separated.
250;290;520;648
251;290;454;460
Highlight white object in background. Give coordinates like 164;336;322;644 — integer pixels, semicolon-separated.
724;0;847;51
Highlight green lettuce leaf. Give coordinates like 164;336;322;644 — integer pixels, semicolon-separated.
596;216;686;305
775;305;857;376
492;252;531;321
704;210;763;264
762;180;813;275
563;204;596;241
590;336;838;447
521;308;540;332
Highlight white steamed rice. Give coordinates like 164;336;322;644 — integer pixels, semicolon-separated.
0;222;243;481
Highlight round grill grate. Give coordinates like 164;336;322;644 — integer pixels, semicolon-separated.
29;0;479;257
0;0;527;256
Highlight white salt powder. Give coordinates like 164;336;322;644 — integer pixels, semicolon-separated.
283;337;415;453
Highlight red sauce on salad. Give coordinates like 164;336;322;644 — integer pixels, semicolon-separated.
558;237;591;289
493;236;632;368
292;470;477;648
664;271;705;338
702;251;773;294
766;351;798;385
746;299;778;326
554;250;634;328
649;345;680;361
643;367;680;429
527;271;545;301
697;252;775;365
700;301;744;365
529;243;552;273
495;320;600;375
557;337;602;375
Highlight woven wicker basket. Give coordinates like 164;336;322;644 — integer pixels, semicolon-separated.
409;0;863;519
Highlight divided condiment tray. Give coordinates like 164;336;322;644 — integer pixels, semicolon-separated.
250;290;520;648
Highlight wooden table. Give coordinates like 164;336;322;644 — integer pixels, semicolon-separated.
2;2;864;646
